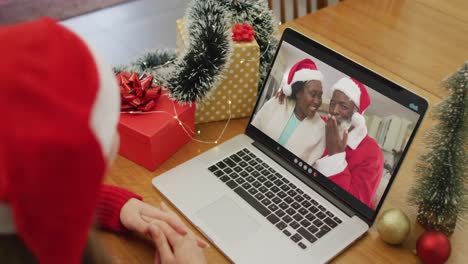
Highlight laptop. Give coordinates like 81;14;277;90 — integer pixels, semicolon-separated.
152;28;428;263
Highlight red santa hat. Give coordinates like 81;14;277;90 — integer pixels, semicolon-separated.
0;18;120;263
281;58;324;96
331;77;371;127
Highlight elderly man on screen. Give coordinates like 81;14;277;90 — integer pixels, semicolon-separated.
314;77;383;208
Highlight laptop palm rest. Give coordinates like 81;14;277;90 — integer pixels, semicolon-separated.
195;195;261;246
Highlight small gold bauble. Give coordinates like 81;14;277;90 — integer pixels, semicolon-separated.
377;208;411;245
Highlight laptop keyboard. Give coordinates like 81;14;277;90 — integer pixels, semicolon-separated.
207;148;342;250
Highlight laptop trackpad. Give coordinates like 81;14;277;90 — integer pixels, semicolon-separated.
195;195;260;246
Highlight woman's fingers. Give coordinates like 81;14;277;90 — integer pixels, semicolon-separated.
149;225;175;264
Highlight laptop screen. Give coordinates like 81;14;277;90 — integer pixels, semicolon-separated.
246;28;427;223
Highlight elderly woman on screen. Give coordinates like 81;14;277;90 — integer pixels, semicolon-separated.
252;58;325;165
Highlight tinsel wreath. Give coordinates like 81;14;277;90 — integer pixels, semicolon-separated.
114;0;277;103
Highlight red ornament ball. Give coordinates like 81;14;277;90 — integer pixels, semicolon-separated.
416;231;451;264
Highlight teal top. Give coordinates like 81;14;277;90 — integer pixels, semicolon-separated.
278;112;302;146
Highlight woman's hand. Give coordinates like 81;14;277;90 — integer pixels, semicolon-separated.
149;220;207;264
120;199;208;248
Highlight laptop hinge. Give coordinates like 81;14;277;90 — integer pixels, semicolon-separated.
252;140;356;218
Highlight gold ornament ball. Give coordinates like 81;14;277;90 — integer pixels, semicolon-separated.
377;208;411;245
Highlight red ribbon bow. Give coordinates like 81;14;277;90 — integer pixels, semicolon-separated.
116;72;162;112
232;23;255;42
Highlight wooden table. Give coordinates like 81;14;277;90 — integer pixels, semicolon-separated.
99;0;468;263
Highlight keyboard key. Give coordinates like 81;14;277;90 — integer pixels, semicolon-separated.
274;172;283;178
275;210;286;217
240;171;249;178
301;201;312;208
291;233;302;242
300;219;311;227
252;171;261;177
298;208;308;215
252;181;261;188
265;181;273;188
269;168;276;173
294;195;304;202
282;215;293;223
208;165;218;172
277;191;287;198
261;169;270;176
274;179;284;186
291;202;301;210
261;199;272;206
268;204;278;212
267;214;280;224
310;199;318;206
226;180;238;189
276;221;287;230
246;176;255;182
316;212;326;219
287;190;297;197
284;197;294;204
272;197;281;204
305;213;316;221
234;187;270;216
280;185;290;192
283;229;292;237
248;188;258;195
313;219;323;227
245;166;254;172
318;205;326;211
239;161;248;167
298;242;307;249
267;175;277;181
297;189;304;195
255;193;265;200
293;213;303;222
214;170;224;177
233;166;242;173
321;225;331;232
324;218;337;228
303;193;311;200
254;164;263;171
223;167;233;174
237;150;246;157
229;172;239;179
298;227;317;244
288;183;296;189
231;154;242;163
248;160;257;166
290;221;300;230
243;148;251;153
309;206;319;214
315;228;329;238
220;175;230;182
333;217;342;224
282;178;290;184
223;158;236;167
279;202;288;210
236;178;245;184
307;226;319;234
286;208;295;215
258;176;267;182
242;183;252;189
270;186;280;193
216;161;227;169
265;191;274;199
325;211;334;218
259;186;268;193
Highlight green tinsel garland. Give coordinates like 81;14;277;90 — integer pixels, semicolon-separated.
114;0;277;103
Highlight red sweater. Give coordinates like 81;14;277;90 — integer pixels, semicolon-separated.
95;185;142;232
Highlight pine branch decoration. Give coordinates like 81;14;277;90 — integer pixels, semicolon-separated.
408;62;468;235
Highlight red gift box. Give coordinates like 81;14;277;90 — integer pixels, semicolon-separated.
118;90;195;171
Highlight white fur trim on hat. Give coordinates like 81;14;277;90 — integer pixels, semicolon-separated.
87;45;121;161
332;77;361;108
282;69;323;96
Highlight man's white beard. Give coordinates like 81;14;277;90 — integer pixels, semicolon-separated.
338;118;352;139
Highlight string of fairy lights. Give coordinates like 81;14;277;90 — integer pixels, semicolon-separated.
121;96;233;145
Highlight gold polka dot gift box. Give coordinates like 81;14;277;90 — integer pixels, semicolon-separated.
176;19;260;124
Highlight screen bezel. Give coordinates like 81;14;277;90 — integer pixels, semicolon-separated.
245;27;428;225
